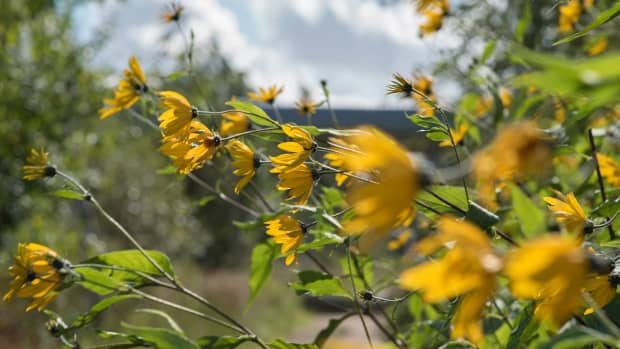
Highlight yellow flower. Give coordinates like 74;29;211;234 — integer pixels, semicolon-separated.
553;97;566;123
158;91;196;137
387;230;412;250
558;0;582;34
339;127;419;236
227;140;259;194
325;137;359;186
499;86;512;109
588;37;608;56
162;2;183;23
275;164;317;206
99;56;148;120
419;9;446;36
265;215;305;265
161;121;221;174
583;274;617;315
544;191;588;237
386;73;414;97
295;97;317;116
399;217;502;344
219;111;249;138
597;154;620;187
247;85;284;105
270;124;316;173
472;121;550;210
4;243;67;312
412;74;436;117
438;124;469;147
474;95;492;117
505;236;587;328
23;148;55;181
584;0;595;9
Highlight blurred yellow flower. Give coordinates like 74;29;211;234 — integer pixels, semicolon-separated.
99;56;148;120
158;91;196;137
219;111;249;138
597;154;620;187
247;85;283;105
419;9;445;36
584;0;595;9
325;137;359;186
4;243;66;312
386;73;414;97
558;0;582;34
23;148;55;181
400;217;501;344
275;164;317;206
474;95;492;117
499;87;512;109
295;97;317;116
227;140;259;194
161;121;220;174
438;124;469;147
553;97;566;123
387;230;412;250
587;37;608;56
472;121;550;210
265;215;305;265
270;124;316;173
339;127;419;236
583;274;617;315
505;236;587;328
162;2;183;23
544;191;588;237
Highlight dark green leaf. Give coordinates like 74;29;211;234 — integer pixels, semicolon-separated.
51;189;85;200
534;325;620;349
510;184;545;237
248;242;277;305
313;314;353;348
465;200;499;230
297;232;344;252
507;302;536;349
197;335;253;349
554;2;620;45
290;271;351;299
122;323;200;349
226;100;278;127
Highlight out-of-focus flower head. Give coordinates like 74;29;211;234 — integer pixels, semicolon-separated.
248;85;284;105
265;215;305;265
161;121;220;174
558;0;582;34
583;273;617;315
295;97;317;117
499;86;512;109
220;111;249;138
4;243;68;312
472;121;551;210
23;148;56;181
587;36;608;56
338;126;419;238
438;124;469;147
418;0;449;36
505;236;588;328
597;154;620;187
162;2;184;23
324;137;360;187
400;217;502;344
99;56;148;120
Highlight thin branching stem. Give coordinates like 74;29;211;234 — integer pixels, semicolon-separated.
346;240;374;348
588;129;615;239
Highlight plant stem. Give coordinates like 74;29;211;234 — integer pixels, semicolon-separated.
588;129;615;239
220;126;279;142
188;173;260;217
346;240;374;348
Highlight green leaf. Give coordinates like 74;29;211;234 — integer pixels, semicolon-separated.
339;254;373;291
510;184;545;237
313;314;352;348
84;249;175;280
269;339;317;349
76;268;124;295
194;196;216;207
416;185;469;215
514;1;531;43
135;309;184;334
167;70;188;81
122;323;200;349
465;201;499;230
480;40;496;65
406;113;444;129
51;189;85;200
554;1;620;45
591;197;620;217
534;325;620;349
248;242;277;305
506;302;536;349
197;336;253;349
225;100;278;127
297;232;344;252
156;165;178;175
424;128;449;142
68;295;141;330
290;271;351;299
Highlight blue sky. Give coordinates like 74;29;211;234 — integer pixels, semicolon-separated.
73;0;461;108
